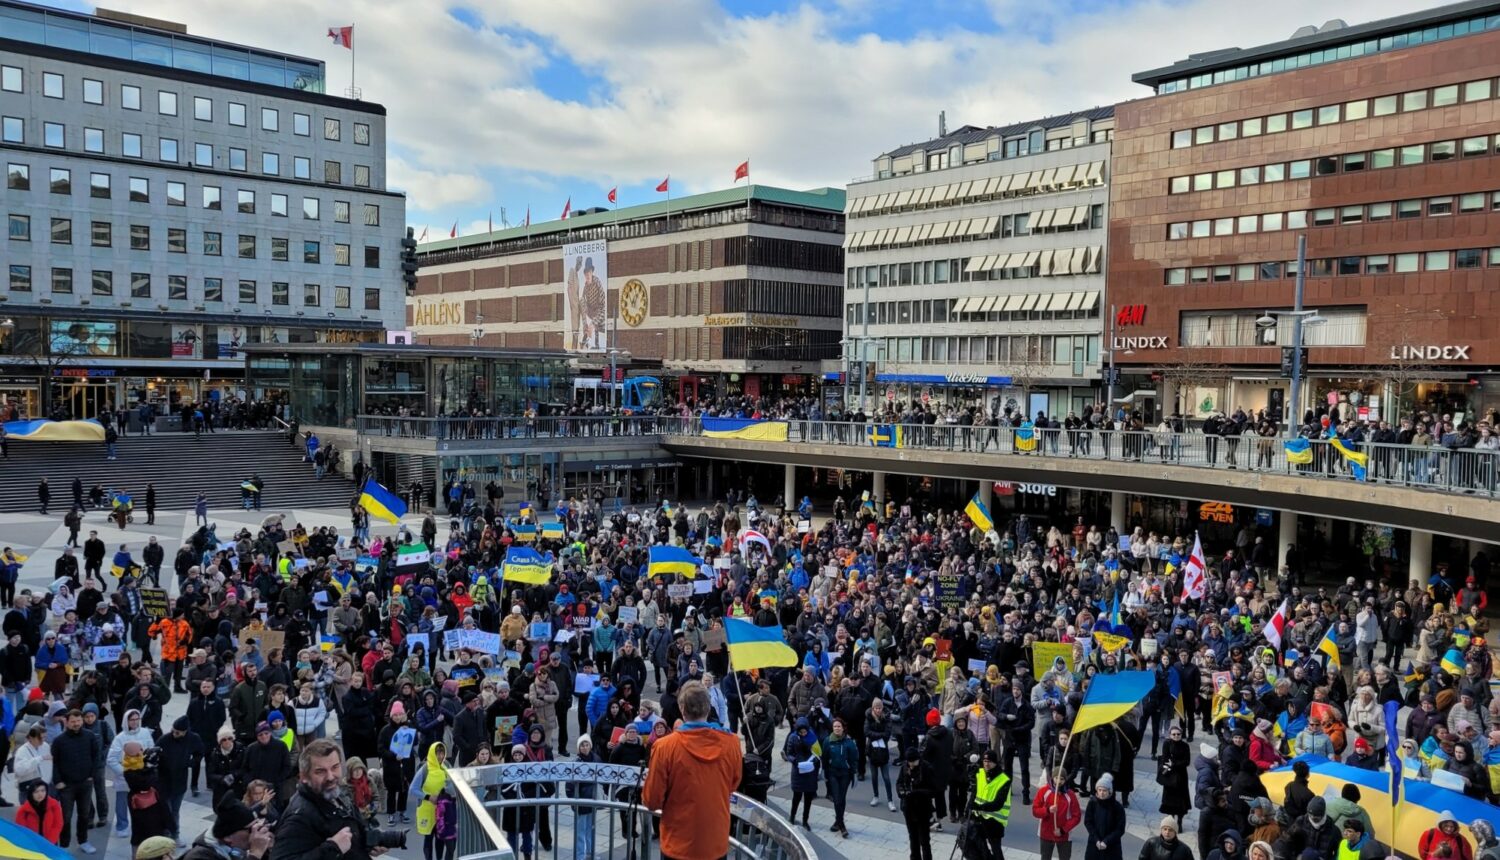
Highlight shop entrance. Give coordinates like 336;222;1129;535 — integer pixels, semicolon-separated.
55;378;118;421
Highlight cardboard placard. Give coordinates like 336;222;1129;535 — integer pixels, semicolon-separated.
797;519;811;534
494;715;517;745
933;638;952;662
666;583;693;599
407;633;430;655
528;622;553;641
1140;638;1159;659
93;644;123;664
702;628;728;652
239;629;284;660
967;658;987;673
140;588;170;620
1032;641;1075;680
336;548;357;562
443;630;464;650
277;540;297;557
503;649;522;669
617;606;639;624
693;578;714;595
430;616;448;633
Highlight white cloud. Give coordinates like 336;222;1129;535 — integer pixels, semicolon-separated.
117;0;1435;221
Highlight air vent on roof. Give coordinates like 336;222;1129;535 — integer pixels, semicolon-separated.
1290;18;1346;39
96;8;187;33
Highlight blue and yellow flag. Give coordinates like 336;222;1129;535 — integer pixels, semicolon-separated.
1168;666;1185;717
1316;625;1342;670
1015;421;1037;451
503;546;555;585
1071;670;1154;735
1329;436;1367;480
1439;647;1466;677
964;491;994;531
0;806;76;858
648;545;703;578
540;522;565;540
510;522;538;542
724;617;799;670
518;501;534;519
1;418;105;443
702;417;790;442
869;424;904;448
358;479;407;525
1283;438;1314;464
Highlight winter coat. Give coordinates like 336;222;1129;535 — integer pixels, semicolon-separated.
1032;783;1081;843
1083;795;1127;860
528;677;560;746
782;727;821;794
1157;738;1192;815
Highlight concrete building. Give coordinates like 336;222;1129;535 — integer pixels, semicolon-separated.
0;0;404;419
409;185;845;404
840;107;1115;417
1110;0;1500;423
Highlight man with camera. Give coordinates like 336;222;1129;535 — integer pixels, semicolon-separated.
270;739;407;860
179;801;273;860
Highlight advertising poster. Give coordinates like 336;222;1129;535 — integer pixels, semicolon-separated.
171;325;201;359
562;240;608;352
217;326;246;359
49;321;118;356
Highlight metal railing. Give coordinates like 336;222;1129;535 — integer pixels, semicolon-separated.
451;761;816;860
356;414;692;441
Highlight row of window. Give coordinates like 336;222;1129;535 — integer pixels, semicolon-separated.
1;66;368;143
848;160;1106;219
1167;133;1500;194
5;162;380;223
6;213;380;267
0;117;374;186
846;298;1102;327
882;127;1113;178
1162;247;1500;285
3;266;380;310
1171;77;1500;149
1166;191;1500;240
847;333;1102;369
847;205;1104;251
1180;309;1367;348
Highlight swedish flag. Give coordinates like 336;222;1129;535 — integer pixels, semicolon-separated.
869;424;904;448
964;492;994;531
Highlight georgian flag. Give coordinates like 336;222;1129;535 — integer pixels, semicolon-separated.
1265;598;1290;650
738;528;772;558
1180;534;1207;601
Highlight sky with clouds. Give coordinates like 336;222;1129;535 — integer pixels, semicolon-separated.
46;0;1435;237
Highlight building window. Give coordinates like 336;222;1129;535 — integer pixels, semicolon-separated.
229;148;246;171
1429;196;1454;216
261;107;278;132
271;193;288;217
238;190;255;214
293;157;310;179
324;117;341;140
293;113;310;136
1461;192;1485;212
159;138;178;162
239;234;256;258
334;243;350;266
364;287;380;310
0;66;19;92
203;231;222;255
203;186;221;209
8;214;30;241
50;217;70;244
271;237;288;261
324;161;341;184
204;277;223;302
52;268;72;293
92;270;112;296
50;168;70;194
363;204;380;226
303;198;320;220
130;272;151;298
238;280;256;303
84;127;103;153
0;119;17;148
8;265;31;292
335;285;350;308
122;132;142;158
158;91;177;115
334;201;349;223
130;224;149;250
1456;248;1484;269
304;240;321;264
168;228;186;253
364;246;380;268
43;72;62;99
1425;251;1451;271
121;84;140;110
6;163;27;190
168;275;187;300
194;96;212;121
195;143;213;167
263;152;279;175
271;282;289;305
354;122;370;145
1394;253;1420;273
129;177;148;203
43;122;63;147
167;181;186;206
228;102;245;126
90;173;111;199
354;164;370;187
304;284;321;306
91;221;110;247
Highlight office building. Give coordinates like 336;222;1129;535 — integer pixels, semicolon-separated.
0;1;404;419
841;107;1114;417
409;184;845;404
1110;1;1500;422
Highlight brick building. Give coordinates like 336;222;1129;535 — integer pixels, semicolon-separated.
409;185;844;403
1109;1;1500;424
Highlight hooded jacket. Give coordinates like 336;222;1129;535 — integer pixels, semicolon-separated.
106;710;156;786
1206;829;1244;860
641;723;742;860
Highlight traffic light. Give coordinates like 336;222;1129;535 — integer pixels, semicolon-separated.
401;227;419;295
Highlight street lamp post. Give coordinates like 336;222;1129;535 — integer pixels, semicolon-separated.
1257;234;1324;437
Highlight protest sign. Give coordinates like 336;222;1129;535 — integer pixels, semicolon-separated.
617;606;639;624
713;557;731;570
443;630;464;651
493;716;517;745
933;638;952;662
277;540;297;557
140;588;170;620
1032;641;1075;679
797;519;811;534
933;573;964;609
336;547;357;562
553;629;574;644
666;583;693;599
93;644;123;664
503;649;522;668
406;633;430;655
528;622;553;641
575;672;599;697
702;628;728;652
967;658;987;674
693;578;714;594
464;630;503;654
430;616;447;633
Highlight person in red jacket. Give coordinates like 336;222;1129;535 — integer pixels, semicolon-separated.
1248;719;1284;771
1031;767;1082;860
15;780;64;845
1418;811;1475;860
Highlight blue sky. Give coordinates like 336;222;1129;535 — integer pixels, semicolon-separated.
32;0;1434;238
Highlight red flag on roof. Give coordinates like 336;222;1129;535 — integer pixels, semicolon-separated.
449;221;457;239
733;160;749;182
607;187;617;204
655;177;670;193
327;26;353;49
560;197;571;220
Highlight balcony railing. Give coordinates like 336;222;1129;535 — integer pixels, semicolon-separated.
450;761;816;860
357;414;693;441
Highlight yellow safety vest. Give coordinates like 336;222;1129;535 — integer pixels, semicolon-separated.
973;769;1012;827
1338;839;1365;860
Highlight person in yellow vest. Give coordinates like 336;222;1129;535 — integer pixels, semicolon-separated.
1336;819;1387;860
969;748;1011;860
276;555;292;581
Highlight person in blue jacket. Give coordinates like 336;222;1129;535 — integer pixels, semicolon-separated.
585;675;614;728
783;718;820;830
34;629;70;695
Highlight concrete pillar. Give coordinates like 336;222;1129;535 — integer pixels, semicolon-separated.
784;464;796;511
1110;490;1127;534
1277;511;1297;589
1409;529;1434;582
872;471;886;504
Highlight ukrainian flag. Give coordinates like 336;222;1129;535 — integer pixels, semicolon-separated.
1283;438;1314;465
511;522;538;542
702;417;790;442
724;617;799;670
1070;670;1154;735
1015;421;1037;451
964;491;994;532
518;501;534;519
503;546;555;585
1439;647;1466;677
1168;666;1185;717
648;545;703;578
540;522;565;540
1316;625;1342;670
869;424;904;448
358;479;407;525
0;812;74;859
2;418;105;443
1329;436;1368;480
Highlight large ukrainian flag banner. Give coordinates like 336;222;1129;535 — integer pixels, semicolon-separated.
1;418;105;442
503;546;555;585
1329;436;1368;480
1283;437;1314;465
964;491;994;531
0;815;73;860
1070;670;1154;735
1015;421;1038;451
701;417;789;442
648;545;703;578
358;479;408;524
724;617;800;670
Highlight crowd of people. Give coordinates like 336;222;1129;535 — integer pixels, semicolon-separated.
2;436;1499;860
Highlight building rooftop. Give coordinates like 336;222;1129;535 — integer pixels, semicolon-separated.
240;342;570;360
877;105;1115;161
1133;0;1500;92
416;184;845;253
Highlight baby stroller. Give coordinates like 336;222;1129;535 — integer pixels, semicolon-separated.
110;492;134;529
